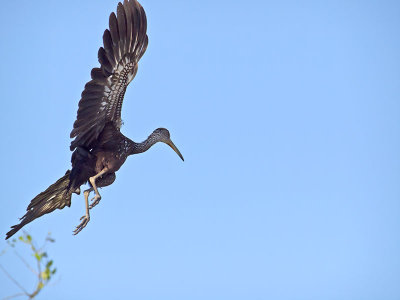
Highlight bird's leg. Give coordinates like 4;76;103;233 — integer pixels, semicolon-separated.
89;173;116;209
84;187;96;208
72;168;109;235
89;168;109;204
73;187;92;235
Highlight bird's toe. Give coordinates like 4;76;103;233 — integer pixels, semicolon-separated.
73;215;90;235
89;195;101;209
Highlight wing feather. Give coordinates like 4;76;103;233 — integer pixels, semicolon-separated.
109;12;121;63
98;47;114;74
103;30;116;66
90;67;106;81
124;0;133;53
117;3;127;49
70;0;148;151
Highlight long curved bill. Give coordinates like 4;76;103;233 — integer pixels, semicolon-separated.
167;140;184;161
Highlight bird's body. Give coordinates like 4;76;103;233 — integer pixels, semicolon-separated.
69;123;133;189
6;0;183;240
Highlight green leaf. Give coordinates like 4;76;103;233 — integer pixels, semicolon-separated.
26;235;32;242
18;236;24;242
51;268;57;274
34;253;42;261
46;260;53;268
41;270;50;280
37;282;44;290
46;237;55;243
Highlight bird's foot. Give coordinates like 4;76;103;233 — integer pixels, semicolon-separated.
73;214;90;235
89;194;101;209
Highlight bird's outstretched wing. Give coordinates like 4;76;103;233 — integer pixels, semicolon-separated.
70;0;148;151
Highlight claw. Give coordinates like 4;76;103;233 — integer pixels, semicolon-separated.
73;215;90;235
91;194;101;202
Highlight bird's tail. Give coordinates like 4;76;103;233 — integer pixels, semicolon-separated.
6;171;73;240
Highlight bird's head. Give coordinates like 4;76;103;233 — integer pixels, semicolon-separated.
152;128;184;161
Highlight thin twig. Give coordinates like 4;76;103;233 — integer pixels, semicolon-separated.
13;250;38;276
47;275;61;287
35;247;43;295
37;238;49;253
0;264;29;295
0;245;9;257
2;292;26;300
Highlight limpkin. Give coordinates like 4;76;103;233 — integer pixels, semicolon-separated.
6;0;183;239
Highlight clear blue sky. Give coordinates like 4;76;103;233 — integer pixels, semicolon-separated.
1;0;399;299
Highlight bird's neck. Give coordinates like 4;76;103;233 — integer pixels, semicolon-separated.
130;133;159;155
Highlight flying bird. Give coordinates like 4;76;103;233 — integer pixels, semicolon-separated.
6;0;183;239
